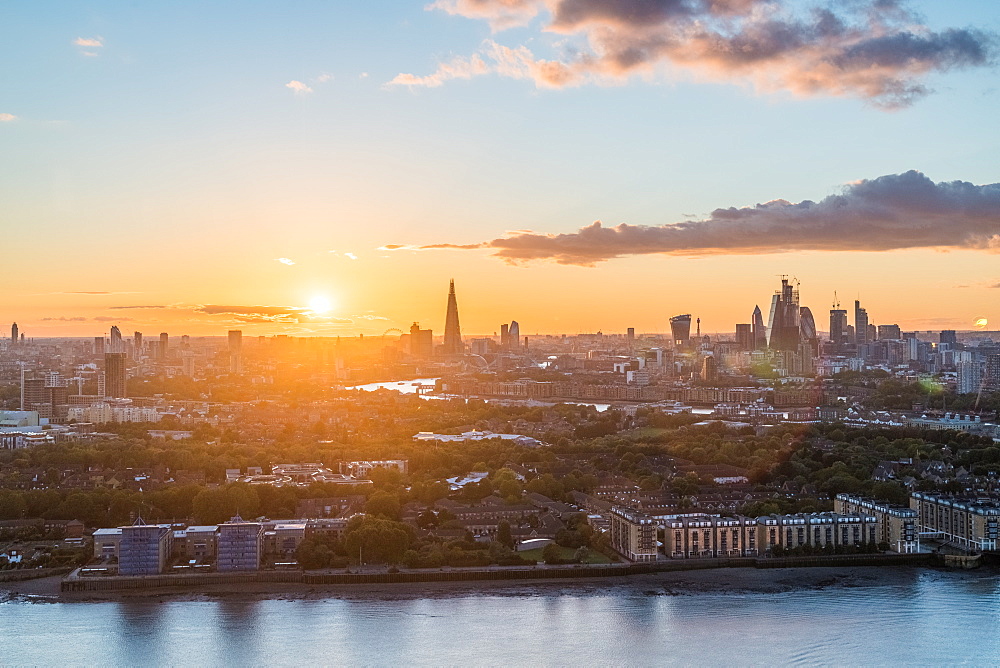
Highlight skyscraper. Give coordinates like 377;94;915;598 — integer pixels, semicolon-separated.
855;300;869;346
751;306;767;350
158;332;169;360
10;323;17;345
228;330;243;373
799;307;818;353
109;326;123;353
104;352;128;398
669;314;692;348
508;321;520;350
408;322;433;358
830;308;848;348
441;279;463;355
766;278;801;351
133;331;143;359
735;324;753;350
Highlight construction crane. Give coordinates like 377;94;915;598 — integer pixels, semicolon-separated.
974;374;987;412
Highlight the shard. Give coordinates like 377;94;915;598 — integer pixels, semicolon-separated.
442;279;463;355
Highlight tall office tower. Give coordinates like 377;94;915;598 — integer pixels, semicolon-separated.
670;314;692;348
228;330;243;373
109;325;123;353
939;330;958;346
626;327;635;350
751;306;767;349
508;321;521;350
408;322;433;358
441;280;463;355
766;277;801;351
20;370;44;411
94;336;105;355
104;352;128;398
957;361;982;394
158;332;169;359
133;332;143;359
181;351;195;377
500;324;510;348
830;308;848;348
986;354;1000;391
735;324;753;350
700;355;718;382
854;300;869;346
878;324;902;340
799;307;818;352
10;323;17;345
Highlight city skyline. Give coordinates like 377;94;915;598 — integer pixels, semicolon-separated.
2;1;998;336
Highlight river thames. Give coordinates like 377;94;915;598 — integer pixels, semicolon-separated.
4;567;1000;665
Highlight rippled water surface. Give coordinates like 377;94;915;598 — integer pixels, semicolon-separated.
4;568;1000;666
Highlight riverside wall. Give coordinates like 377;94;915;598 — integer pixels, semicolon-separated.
60;553;936;592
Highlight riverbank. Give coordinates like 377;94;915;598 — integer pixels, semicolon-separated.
4;563;991;605
1;552;969;603
55;553;933;595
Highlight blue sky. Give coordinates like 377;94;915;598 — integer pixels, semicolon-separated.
1;1;998;336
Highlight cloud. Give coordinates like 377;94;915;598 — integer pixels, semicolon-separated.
285;80;313;94
317;73;333;83
427;0;543;29
400;171;1000;265
397;0;996;107
275;257;296;265
73;37;103;47
0;113;16;122
62;290;142;295
344;252;358;260
389;53;491;87
108;305;168;310
41;315;133;322
197;305;306;317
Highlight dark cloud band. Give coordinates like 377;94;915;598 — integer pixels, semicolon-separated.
398;171;1000;265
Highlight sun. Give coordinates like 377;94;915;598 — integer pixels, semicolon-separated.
308;296;332;314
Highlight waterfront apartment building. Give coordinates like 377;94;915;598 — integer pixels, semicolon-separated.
910;492;1000;552
835;494;920;553
665;515;760;558
217;517;265;571
118;523;173;575
609;507;658;562
92;527;123;560
180;525;219;560
664;513;878;559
